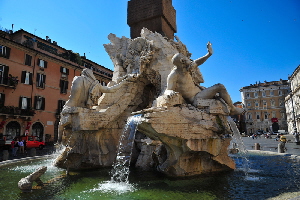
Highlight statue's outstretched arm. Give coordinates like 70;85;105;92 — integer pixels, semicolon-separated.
101;74;137;93
191;42;213;68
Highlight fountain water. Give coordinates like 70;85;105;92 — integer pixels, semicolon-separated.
227;116;252;178
227;116;247;154
111;114;142;183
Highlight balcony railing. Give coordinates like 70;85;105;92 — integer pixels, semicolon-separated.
0;74;19;89
0;106;35;117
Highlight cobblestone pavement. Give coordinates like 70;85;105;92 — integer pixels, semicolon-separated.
241;134;300;156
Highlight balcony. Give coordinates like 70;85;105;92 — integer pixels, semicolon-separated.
0;106;35;119
0;74;19;89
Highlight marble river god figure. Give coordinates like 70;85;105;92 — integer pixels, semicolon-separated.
164;42;245;115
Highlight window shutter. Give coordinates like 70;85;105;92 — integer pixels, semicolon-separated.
34;96;38;109
5;47;10;59
66;68;69;75
28;55;32;66
43;74;46;85
27;98;32;109
58;100;62;111
0;93;5;107
3;65;9;85
19;97;23;108
29;73;33;85
60;66;63;73
41;97;45;110
59;80;63;93
36;73;40;82
65;81;69;93
37;59;40;66
44;61;48;68
21;71;26;83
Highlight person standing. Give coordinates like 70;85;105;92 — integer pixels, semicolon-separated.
13;139;19;156
23;139;27;155
18;139;24;154
10;140;15;156
279;134;287;152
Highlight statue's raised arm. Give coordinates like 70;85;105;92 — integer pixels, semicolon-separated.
191;42;213;69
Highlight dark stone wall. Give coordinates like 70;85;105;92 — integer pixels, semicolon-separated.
127;0;176;39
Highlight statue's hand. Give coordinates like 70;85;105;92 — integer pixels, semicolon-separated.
207;41;213;55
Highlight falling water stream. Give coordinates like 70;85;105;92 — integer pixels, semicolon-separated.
111;114;143;182
227;116;253;179
94;114;143;194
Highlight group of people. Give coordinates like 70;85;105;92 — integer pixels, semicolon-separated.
10;139;26;157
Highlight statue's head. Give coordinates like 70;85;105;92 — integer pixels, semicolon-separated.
82;68;96;80
172;53;192;68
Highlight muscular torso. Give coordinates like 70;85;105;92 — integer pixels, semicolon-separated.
166;68;201;103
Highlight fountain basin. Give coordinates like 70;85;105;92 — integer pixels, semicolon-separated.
1;153;300;200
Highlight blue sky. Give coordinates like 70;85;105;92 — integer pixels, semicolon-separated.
0;0;299;102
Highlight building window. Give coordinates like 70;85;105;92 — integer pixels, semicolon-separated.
37;59;48;68
25;54;32;66
254;92;258;97
262;91;266;97
57;100;66;113
0;93;5;107
278;90;282;96
255;101;259;107
247;113;252;120
36;73;46;88
263;101;267;109
281;112;285;119
60;80;68;94
34;96;45;110
256;113;260;119
19;97;31;109
264;112;269;120
0;64;9;85
21;71;33;85
247;102;251;107
0;45;11;59
246;93;250;98
270;91;274;96
271;99;275;107
279;99;283;106
272;111;276;118
60;67;69;78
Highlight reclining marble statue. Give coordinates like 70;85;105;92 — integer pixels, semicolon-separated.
164;42;244;115
63;68;135;109
55;28;240;177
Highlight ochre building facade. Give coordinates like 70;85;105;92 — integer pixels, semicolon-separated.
0;29;112;143
240;80;289;135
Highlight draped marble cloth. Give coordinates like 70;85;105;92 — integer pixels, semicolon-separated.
81;69;100;108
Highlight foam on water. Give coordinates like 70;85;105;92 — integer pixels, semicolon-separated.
89;181;136;194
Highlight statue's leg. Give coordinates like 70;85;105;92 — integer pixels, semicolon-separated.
196;83;244;115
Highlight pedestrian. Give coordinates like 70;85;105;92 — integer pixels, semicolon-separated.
279;134;287;152
13;139;19;156
10;140;15;156
293;131;300;143
23;139;27;155
18;139;24;154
